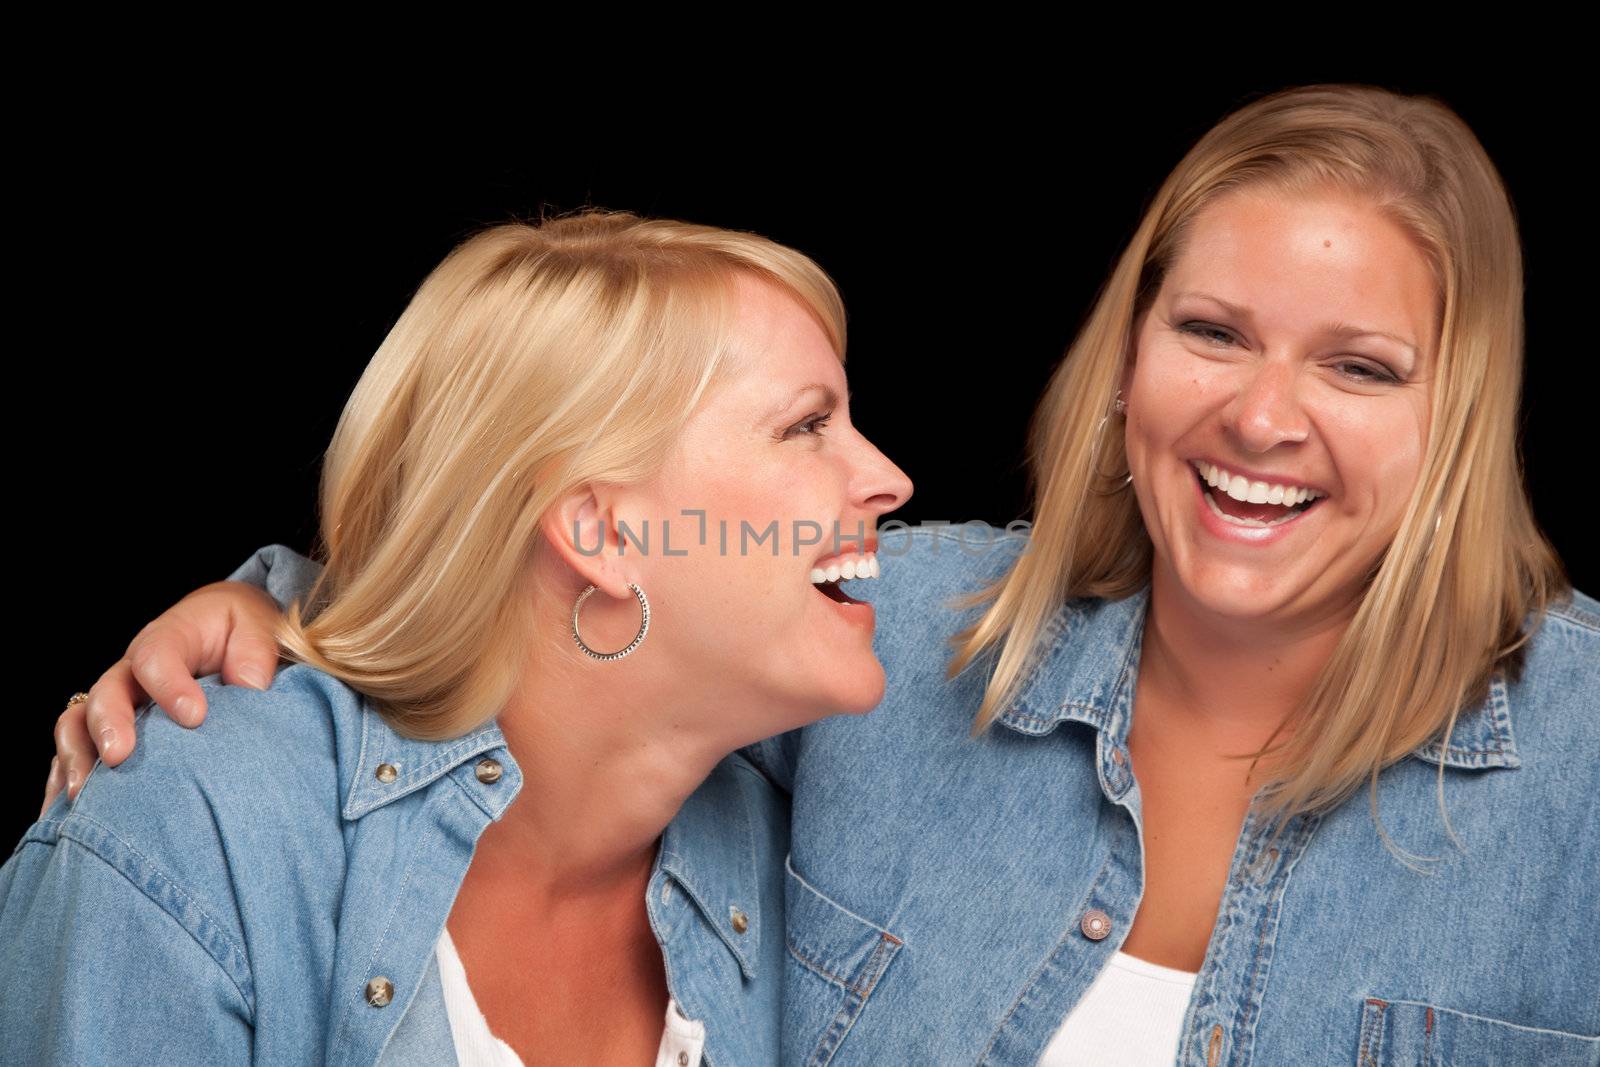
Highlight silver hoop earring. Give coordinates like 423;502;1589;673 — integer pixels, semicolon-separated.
1090;390;1134;494
571;582;650;661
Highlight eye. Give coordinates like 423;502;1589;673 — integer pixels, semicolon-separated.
1334;359;1401;385
782;411;833;440
1178;321;1235;346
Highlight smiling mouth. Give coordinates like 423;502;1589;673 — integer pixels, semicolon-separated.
817;582;861;604
1193;465;1324;527
812;551;879;605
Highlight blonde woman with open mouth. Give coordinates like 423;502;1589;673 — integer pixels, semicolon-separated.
1;212;913;1064
21;84;1600;1064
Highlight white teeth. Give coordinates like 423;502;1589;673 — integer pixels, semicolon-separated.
1193;461;1324;508
810;552;880;586
1203;485;1304;527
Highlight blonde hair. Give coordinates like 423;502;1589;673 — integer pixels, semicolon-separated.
946;84;1569;842
276;209;847;739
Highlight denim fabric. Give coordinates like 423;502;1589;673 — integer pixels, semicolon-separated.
746;525;1600;1066
11;532;1595;1066
0;558;787;1066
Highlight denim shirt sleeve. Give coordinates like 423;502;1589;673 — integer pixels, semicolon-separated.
0;816;252;1061
225;543;323;612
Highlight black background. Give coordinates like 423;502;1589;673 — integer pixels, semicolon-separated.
10;77;1589;851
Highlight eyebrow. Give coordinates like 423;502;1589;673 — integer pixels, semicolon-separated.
1171;290;1419;358
760;384;845;425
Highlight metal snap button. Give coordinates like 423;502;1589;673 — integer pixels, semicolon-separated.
374;763;399;784
475;758;504;784
1080;908;1112;941
1255;846;1280;883
365;976;394;1007
678;1052;689;1066
1111;748;1126;766
730;906;749;934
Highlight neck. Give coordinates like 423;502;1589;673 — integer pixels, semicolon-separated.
1139;559;1357;754
479;576;767;900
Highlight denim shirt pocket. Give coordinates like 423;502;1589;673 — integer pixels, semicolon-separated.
782;852;905;1067
1356;996;1600;1066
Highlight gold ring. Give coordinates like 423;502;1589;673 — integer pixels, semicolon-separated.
65;692;89;708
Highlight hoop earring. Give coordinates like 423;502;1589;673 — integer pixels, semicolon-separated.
571;582;651;661
1090;389;1134;494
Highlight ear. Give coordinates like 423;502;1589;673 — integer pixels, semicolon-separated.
538;484;636;600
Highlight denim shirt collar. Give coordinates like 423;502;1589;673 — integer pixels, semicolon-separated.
338;695;766;978
992;582;1520;771
657;757;765;980
341;699;522;822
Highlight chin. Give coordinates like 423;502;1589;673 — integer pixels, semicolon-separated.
1175;561;1307;621
829;660;888;717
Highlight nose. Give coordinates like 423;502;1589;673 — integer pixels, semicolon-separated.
1224;356;1310;453
848;427;914;517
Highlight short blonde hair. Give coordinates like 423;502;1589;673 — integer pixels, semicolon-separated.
946;84;1569;843
277;209;847;739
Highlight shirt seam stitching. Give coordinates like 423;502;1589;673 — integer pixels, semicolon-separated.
35;824;255;1015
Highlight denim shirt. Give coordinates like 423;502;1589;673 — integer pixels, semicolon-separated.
0;551;787;1065
13;532;1596;1066
744;525;1599;1066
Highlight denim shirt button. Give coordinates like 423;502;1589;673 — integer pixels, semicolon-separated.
1080;908;1113;941
365;976;394;1007
730;906;750;934
1111;748;1126;766
475;758;504;784
374;763;399;784
1255;847;1280;883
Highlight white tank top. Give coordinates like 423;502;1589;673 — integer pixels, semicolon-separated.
434;925;707;1066
1036;950;1199;1066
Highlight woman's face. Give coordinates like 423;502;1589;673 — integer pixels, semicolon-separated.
1123;187;1438;629
613;274;913;723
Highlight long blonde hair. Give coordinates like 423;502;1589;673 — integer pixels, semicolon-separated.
276;209;847;739
946;84;1569;837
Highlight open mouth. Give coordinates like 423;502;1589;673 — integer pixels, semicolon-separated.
1192;461;1325;528
811;551;879;606
817;582;862;605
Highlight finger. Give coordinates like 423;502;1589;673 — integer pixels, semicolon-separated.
54;703;99;802
219;585;283;690
82;660;149;766
40;756;63;818
220;631;280;691
126;634;209;729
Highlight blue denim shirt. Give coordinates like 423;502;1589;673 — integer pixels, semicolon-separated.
10;531;1597;1065
0;551;787;1065
746;525;1599;1066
